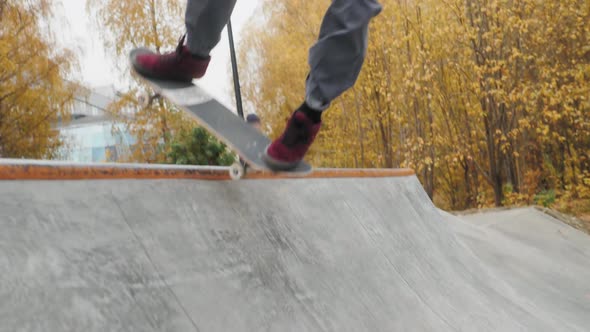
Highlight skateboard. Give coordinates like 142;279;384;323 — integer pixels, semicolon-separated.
129;48;312;179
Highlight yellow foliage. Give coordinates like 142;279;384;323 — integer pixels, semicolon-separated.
86;0;184;60
87;0;192;163
238;0;589;209
0;0;79;158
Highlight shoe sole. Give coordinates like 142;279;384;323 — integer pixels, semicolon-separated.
262;146;301;171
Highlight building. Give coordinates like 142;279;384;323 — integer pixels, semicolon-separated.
56;85;135;162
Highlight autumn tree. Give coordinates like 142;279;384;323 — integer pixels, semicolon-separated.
85;0;181;162
452;0;590;205
528;0;590;198
0;0;78;158
238;0;589;209
86;0;232;165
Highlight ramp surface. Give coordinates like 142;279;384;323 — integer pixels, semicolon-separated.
446;207;590;330
0;162;588;331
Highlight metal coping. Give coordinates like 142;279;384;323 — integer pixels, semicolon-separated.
0;159;415;181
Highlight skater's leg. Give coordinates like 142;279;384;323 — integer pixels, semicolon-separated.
185;0;238;57
263;0;382;170
305;0;382;111
131;0;237;81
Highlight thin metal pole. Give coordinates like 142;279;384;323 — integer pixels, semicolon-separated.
227;19;244;119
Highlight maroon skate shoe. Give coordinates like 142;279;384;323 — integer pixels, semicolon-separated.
263;110;321;170
130;35;210;82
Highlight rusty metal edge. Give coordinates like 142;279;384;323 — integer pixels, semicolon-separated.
0;159;415;181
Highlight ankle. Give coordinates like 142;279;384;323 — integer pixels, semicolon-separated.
297;102;322;123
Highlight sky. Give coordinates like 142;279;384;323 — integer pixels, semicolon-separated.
56;0;259;105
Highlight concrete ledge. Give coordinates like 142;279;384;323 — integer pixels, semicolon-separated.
0;159;414;180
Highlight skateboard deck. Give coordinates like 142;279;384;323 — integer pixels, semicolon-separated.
129;49;312;177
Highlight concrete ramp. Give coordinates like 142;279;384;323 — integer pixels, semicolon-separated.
0;160;588;331
446;207;590;331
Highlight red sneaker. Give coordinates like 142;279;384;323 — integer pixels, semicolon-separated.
263;111;321;170
130;35;210;82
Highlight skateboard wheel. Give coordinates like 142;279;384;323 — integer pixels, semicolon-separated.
229;162;244;180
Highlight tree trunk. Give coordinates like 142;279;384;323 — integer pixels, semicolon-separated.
353;89;365;167
483;105;504;206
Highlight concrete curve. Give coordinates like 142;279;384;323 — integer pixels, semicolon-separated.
0;160;588;331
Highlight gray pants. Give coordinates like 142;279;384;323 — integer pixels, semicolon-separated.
186;0;382;111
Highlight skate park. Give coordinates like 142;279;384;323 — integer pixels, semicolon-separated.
3;0;590;330
1;158;588;331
